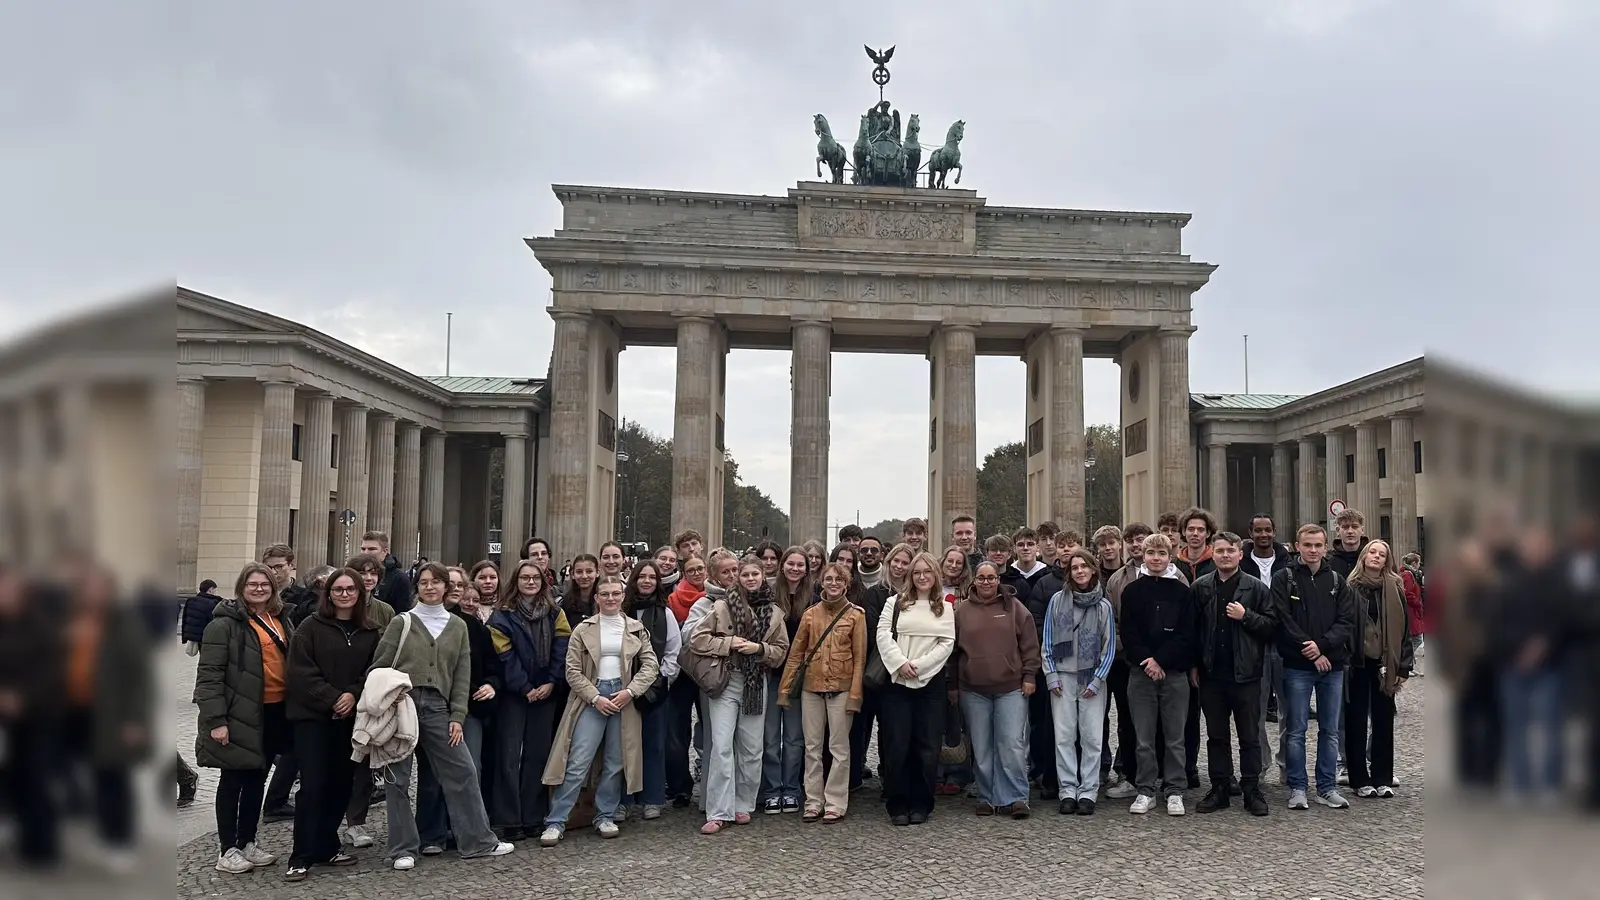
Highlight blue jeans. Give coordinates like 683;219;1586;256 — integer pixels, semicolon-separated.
1501;668;1566;796
960;690;1030;807
418;715;484;847
761;671;803;802
546;679;626;829
633;700;667;807
1283;667;1344;794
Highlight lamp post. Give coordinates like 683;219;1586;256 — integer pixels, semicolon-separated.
1085;440;1098;531
615;418;629;541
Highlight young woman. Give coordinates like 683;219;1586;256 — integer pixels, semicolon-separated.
334;555;396;849
455;564;493;623
664;554;708;807
691;559;791;833
282;568;379;881
561;554;601;628
939;546;973;605
876;551;956;826
487;559;571;841
373;563;512;870
599;541;629;581
1344;539;1413;798
652;546;681;593
624;561;682;819
803;541;828;578
762;546;812;813
539;576;661;846
470;561;500;617
778;562;867;823
754;540;783;583
195;563;295;874
1042;550;1116;815
951;560;1040;819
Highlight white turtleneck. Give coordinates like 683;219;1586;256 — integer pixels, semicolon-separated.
411;601;451;638
596;612;626;681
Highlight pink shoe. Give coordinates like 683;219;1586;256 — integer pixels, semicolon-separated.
734;812;752;825
700;820;729;835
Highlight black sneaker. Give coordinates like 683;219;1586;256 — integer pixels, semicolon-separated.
1058;798;1078;815
1243;786;1270;817
763;797;782;815
671;794;691;809
1265;709;1279;724
782;797;800;814
1196;786;1230;813
1229;779;1243;797
1076;799;1096;816
891;813;910;826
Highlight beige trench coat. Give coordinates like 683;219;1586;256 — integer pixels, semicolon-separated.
541;615;660;794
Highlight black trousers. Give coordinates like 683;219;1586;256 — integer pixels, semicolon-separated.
848;689;880;790
494;695;556;831
264;749;298;811
877;672;946;817
665;675;700;800
1198;675;1263;787
4;718;60;864
1344;662;1397;789
1105;660;1136;778
1455;660;1502;788
60;709;134;846
215;702;289;852
1028;670;1056;790
289;718;356;867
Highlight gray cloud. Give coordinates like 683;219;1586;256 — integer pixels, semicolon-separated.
3;0;1591;523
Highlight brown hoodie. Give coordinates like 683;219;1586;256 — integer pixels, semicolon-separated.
951;587;1040;696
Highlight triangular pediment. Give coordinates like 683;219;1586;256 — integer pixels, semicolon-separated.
178;288;294;335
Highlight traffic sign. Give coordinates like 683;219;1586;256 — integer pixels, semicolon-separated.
339;508;357;526
1328;499;1346;518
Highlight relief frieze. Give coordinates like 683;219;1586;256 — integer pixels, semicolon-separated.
809;208;964;243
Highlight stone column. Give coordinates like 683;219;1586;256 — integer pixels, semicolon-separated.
1296;437;1319;528
365;413;397;541
177;377;207;592
1158;327;1194;516
297;392;334;565
671;315;717;540
1206;442;1229;529
789;319;831;545
502;432;528;569
254;380;296;550
1049;326;1086;533
420;430;446;562
1353;421;1379;526
547;311;594;562
393;422;422;562
1271;443;1293;533
1323;430;1347;526
336;405;369;559
940;324;979;527
1388;415;1418;560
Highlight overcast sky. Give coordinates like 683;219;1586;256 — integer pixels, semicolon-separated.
1;0;1591;529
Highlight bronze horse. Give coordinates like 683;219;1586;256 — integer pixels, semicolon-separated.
814;114;847;184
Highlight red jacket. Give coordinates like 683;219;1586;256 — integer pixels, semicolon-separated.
667;580;704;625
1402;570;1426;635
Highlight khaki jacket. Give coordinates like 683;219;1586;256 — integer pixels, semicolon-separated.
777;600;867;712
541;615;660;794
686;599;791;669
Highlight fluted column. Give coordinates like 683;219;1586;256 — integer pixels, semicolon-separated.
177;377;208;591
1158;327;1194;515
1206;442;1229;529
1272;443;1293;533
336;405;370;559
940;324;978;526
420;430;446;562
297;392;334;565
501;432;528;573
672;316;717;540
393;422;422;562
1049;326;1086;533
547;311;594;562
1353;422;1379;525
789;319;831;545
1324;430;1347;526
1296;437;1319;528
365;413;396;540
253;380;296;550
1388;416;1417;559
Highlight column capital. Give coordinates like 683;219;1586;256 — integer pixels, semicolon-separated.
501;430;529;442
177;374;208;385
255;376;299;387
940;322;977;333
672;313;717;324
1050;323;1088;335
791;315;832;327
368;410;397;422
548;308;593;323
1157;325;1198;337
1206;439;1231;449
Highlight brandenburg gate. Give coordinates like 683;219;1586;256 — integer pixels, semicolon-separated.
528;51;1215;559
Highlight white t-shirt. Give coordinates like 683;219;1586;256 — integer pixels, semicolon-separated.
1251;553;1276;583
596;613;626;681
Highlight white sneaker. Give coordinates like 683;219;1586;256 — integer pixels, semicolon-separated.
1376;785;1396;798
241;842;277;866
342;824;375;848
393;855;415;871
1129;794;1155;815
595;819;620;839
1317;790;1351;809
215;848;253;874
642;804;662;820
1356;786;1377;798
1288;789;1309;809
1166;795;1185;816
1337;765;1350;786
485;841;514;857
1106;781;1138;799
539;826;563;847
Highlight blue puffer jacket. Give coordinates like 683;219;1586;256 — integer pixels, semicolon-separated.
487;607;572;696
181;591;222;644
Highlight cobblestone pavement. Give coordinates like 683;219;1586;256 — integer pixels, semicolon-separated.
176;658;1426;899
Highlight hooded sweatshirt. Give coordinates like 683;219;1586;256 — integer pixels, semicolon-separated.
1119;565;1197;673
951;587;1040;695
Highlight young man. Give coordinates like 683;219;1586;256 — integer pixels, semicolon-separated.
837;524;863;550
1119;533;1198;816
1005;527;1056;796
1325;509;1369;580
951;515;981;570
673;529;705;568
900;517;929;554
1156;513;1181;544
1245;513;1294;759
984;534;1013;570
1035;521;1061;567
259;543;307;821
1093;526;1124;585
358;531;413;613
1056;530;1084;557
855;535;886;590
1191;533;1276;816
1176;508;1218;581
1272;524;1355;810
262;543;314;623
1105;524;1178;799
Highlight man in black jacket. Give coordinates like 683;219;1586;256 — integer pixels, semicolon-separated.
1271;524;1356;810
1120;533;1199;816
1004;527;1057;797
1245;513;1295;760
1191;532;1276;816
360;531;414;613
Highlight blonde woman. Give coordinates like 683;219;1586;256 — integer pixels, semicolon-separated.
875;551;955;825
1342;539;1413;798
778;562;867;822
854;541;915;789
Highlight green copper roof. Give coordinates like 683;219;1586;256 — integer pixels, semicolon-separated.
426;376;546;396
1189;392;1302;410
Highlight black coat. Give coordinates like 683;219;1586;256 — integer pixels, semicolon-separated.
285;613;381;722
1120;575;1198;673
1271;562;1355;669
451;606;502;720
1192;571;1277;682
181;591;222;644
379;555;414;614
1005;563;1056;640
194;600;296;770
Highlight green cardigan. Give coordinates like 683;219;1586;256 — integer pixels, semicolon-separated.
369;608;472;724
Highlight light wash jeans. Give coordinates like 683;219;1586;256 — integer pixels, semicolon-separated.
1050;682;1109;801
960;690;1030;807
1500;668;1566;797
1283;667;1344;795
418;715;484;847
761;671;803;802
383;688;499;860
546;678;626;830
704;671;765;822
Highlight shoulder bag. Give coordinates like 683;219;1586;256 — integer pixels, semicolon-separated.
862;599;903;691
678;603;733;699
786;604;851;701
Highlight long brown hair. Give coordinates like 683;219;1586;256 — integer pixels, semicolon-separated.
773;545;814;627
1063;548;1101;592
316;567;370;628
234;562;284;616
500;558;556;613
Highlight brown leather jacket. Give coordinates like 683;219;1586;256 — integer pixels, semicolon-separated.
777;599;867;712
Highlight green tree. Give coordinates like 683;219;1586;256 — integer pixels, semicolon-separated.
615;420;674;548
863;518;906;545
1084;423;1124;533
723;453;790;552
976;441;1028;537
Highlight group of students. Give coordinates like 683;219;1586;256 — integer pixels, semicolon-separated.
188;508;1418;881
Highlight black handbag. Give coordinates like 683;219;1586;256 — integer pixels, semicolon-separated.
862;599;902;691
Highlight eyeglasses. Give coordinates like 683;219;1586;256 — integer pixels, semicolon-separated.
330;585;358;595
974;575;1000;583
684;566;707;575
245;582;273;592
518;574;541;582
